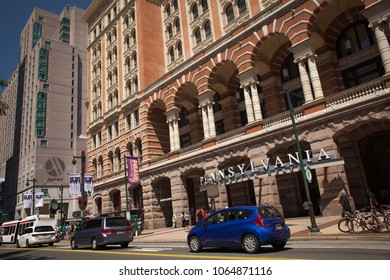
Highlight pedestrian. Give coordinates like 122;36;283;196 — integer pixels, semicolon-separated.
367;188;383;215
137;217;142;235
339;190;352;217
201;208;206;219
367;188;379;209
172;213;177;228
196;209;202;224
181;211;185;228
184;212;189;227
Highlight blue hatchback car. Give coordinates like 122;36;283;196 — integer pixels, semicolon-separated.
187;206;290;254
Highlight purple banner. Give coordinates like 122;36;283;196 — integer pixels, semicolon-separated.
127;157;140;185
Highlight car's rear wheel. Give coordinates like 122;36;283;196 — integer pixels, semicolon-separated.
91;238;99;250
189;236;202;252
70;239;78;250
120;242;129;248
49;243;54;247
271;241;287;250
242;234;260;254
25;239;31;248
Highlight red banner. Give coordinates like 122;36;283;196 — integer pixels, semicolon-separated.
127;157;140;185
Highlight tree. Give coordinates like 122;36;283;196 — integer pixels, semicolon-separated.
0;79;8;116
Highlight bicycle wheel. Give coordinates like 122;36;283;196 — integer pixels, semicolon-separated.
364;216;379;232
338;218;351;233
351;218;365;233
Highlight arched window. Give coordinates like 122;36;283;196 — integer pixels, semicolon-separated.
165;4;171;17
167;24;173;38
337;20;383;88
126;80;132;96
337;20;376;59
204;20;212;38
192;4;199;20
169;47;175;63
201;0;208;12
177;41;183;57
237;0;247;15
194;28;201;44
226;4;234;23
134;77;139;92
125;57;131;72
173;0;178;10
124;35;130;49
175;18;180;33
132;52;137;68
131;30;136;45
130;10;135;22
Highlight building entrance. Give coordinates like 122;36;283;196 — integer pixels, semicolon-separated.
359;130;390;204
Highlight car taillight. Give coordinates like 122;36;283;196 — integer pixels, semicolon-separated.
100;229;115;234
254;215;265;227
125;227;133;233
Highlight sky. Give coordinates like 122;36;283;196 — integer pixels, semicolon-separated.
0;0;93;91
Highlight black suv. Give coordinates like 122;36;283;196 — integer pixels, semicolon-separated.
70;216;133;250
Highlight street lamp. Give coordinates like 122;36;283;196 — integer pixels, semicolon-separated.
26;178;37;215
284;89;320;233
72;151;86;223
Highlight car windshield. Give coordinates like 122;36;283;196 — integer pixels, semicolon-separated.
35;226;54;232
258;207;281;218
106;217;129;227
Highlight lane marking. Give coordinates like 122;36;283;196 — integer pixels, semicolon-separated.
0;247;292;260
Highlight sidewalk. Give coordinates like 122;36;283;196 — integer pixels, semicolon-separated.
133;215;390;243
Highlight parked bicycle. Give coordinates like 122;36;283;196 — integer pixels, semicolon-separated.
361;206;390;232
338;210;366;233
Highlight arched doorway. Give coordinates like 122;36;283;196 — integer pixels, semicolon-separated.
359;130;390;204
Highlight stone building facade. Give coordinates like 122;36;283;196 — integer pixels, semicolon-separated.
83;0;390;229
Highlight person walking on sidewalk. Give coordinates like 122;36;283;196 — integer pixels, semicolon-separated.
339;190;352;217
172;213;177;228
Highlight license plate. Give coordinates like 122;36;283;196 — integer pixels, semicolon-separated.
275;224;282;230
116;231;124;235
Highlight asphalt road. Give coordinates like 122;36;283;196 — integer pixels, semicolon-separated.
1;239;390;260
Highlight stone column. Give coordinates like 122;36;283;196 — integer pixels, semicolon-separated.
307;53;324;99
173;118;180;150
200;105;210;138
165;108;180;151
250;82;263;121
197;90;216;138
168;121;175;151
243;86;255;123
207;102;216;137
295;57;313;102
370;19;390;73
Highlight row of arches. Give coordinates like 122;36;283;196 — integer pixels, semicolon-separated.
140;1;388;161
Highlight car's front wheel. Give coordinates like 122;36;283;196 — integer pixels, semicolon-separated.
25;239;31;248
16;240;20;248
242;234;260;254
271;241;287;250
188;236;202;252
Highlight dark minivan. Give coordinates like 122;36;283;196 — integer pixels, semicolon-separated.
71;216;133;250
187;206;290;254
